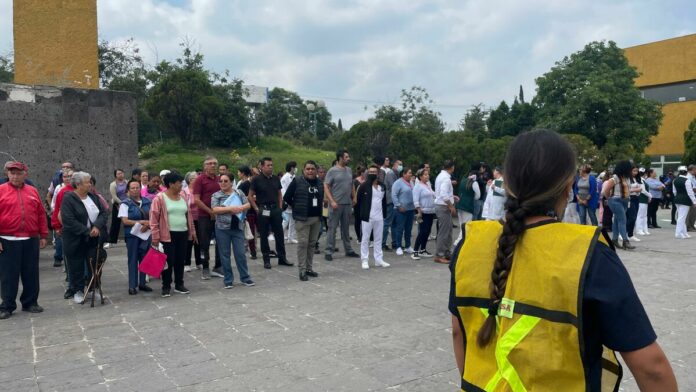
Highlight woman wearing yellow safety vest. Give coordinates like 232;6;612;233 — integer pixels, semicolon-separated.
449;130;677;391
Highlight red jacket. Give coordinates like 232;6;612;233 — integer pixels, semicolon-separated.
51;185;74;230
0;182;48;238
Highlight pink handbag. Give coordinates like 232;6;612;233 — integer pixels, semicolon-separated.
138;247;167;278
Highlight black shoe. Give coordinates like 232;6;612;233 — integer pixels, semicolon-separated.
22;305;43;313
671;221;677;225
612;240;622;250
0;311;11;320
250;252;257;260
306;270;319;278
174;285;190;294
314;248;321;255
278;259;294;267
269;251;278;258
324;254;333;261
129;288;137;295
264;261;271;269
299;271;308;281
161;288;171;297
346;251;360;258
654;225;661;229
64;289;76;299
382;245;392;252
334;247;339;252
138;285;153;292
53;260;62;267
622;240;635;250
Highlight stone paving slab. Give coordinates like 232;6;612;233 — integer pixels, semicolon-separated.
0;209;693;391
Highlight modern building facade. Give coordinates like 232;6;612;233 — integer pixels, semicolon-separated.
624;33;696;172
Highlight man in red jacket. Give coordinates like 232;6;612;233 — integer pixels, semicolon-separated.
0;162;48;319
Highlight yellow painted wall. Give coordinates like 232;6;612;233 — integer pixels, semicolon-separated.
13;0;99;88
624;34;696;88
645;101;696;156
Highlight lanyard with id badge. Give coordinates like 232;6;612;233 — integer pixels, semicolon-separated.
309;184;319;208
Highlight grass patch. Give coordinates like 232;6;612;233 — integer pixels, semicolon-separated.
141;137;335;174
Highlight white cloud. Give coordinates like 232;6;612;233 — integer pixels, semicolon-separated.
1;0;694;129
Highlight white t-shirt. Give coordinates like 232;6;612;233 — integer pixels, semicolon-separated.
51;183;65;211
81;196;100;228
370;185;384;221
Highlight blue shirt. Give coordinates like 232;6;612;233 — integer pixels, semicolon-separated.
391;178;415;211
644;178;664;199
448;225;656;390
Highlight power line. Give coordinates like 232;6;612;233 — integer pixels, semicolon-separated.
298;93;483;110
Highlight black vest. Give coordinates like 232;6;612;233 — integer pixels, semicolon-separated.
674;176;693;206
292;176;323;222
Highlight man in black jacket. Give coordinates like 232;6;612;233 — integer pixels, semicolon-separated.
355;165;390;270
283;161;323;281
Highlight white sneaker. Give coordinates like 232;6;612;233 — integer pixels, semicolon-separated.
686;233;692;238
404;247;414;254
73;290;84;304
636;231;646;236
629;236;641;242
184;266;192;272
361;261;369;270
87;291;102;302
420;250;433;258
396;247;404;256
102;243;111;249
428;235;436;240
375;260;390;268
411;251;421;260
644;231;651;235
210;239;215;245
290;239;299;244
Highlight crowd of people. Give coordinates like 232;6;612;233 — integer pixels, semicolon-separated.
0;145;694;321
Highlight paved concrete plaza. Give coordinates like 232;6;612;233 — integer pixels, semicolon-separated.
0;209;693;391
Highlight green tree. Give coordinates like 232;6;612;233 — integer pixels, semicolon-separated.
487;101;513;138
563;134;601;168
534;40;663;155
374;105;406;126
682;118;696;165
0;53;13;83
400;86;445;133
340;119;399;166
337;118;343;132
459;104;488;140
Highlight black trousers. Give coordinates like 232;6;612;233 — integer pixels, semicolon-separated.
257;206;286;262
626;196;639;237
414;213;435;252
197;215;220;269
0;238;40;313
648;198;661;227
108;203;121;243
602;199;613;230
162;231;188;289
186;220;203;267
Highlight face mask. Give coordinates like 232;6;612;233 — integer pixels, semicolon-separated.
397;165;403;173
367;174;377;183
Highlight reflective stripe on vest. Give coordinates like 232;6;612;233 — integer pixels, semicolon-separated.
454;221;622;392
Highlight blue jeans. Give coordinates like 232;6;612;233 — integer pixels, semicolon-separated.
608;198;629;242
382;203;394;247
578;204;598;226
393;209;415;249
54;235;63;262
473;199;484;220
215;227;250;285
125;236;148;289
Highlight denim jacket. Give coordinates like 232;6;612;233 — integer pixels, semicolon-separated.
122;197;152;238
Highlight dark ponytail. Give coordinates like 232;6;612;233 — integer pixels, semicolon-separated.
477;129;577;347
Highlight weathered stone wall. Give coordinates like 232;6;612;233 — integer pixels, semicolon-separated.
0;83;137;198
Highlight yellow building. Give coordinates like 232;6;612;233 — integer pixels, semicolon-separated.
13;0;99;89
624;34;696;170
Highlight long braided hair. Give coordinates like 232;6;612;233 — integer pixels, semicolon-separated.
477;129;577;347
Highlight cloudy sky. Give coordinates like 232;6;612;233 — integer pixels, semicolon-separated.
1;0;694;129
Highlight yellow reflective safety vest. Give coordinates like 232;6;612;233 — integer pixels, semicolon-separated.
453;220;622;392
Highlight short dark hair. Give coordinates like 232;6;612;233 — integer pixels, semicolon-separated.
127;179;141;190
238;165;251;177
90;176;97;186
336;149;348;161
401;167;412;177
356;165;365;176
443;160;455;170
304;160;317;169
261;157;273;166
114;169;124;177
131;168;142;177
218;163;229;169
163;171;184;188
373;156;385;166
369;164;380;171
285;161;297;172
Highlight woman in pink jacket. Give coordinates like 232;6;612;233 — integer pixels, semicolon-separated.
150;171;197;298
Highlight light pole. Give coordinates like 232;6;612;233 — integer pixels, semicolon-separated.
306;100;325;135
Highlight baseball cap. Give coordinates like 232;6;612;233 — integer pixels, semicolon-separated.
678;165;687;172
5;161;27;171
